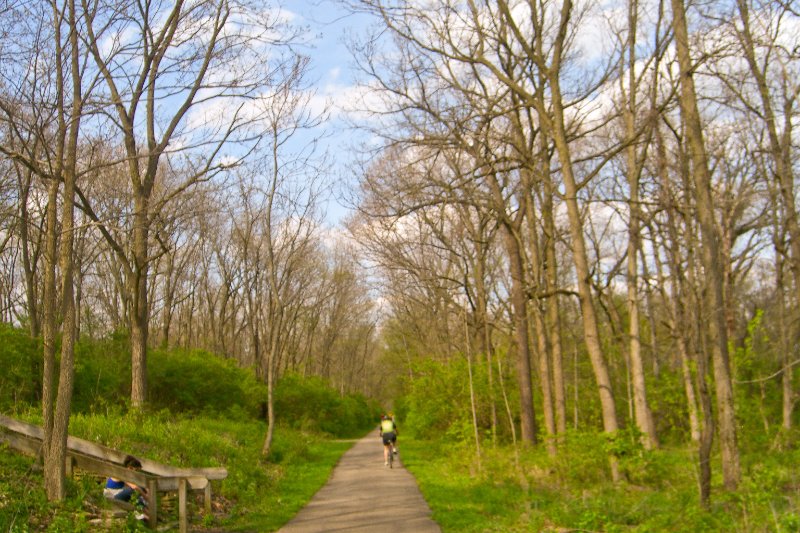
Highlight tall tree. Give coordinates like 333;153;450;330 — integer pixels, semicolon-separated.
670;0;741;491
492;0;623;475
248;59;327;456
0;0;90;500
615;0;664;450
76;0;304;407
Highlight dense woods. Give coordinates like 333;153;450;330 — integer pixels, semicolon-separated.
0;0;798;520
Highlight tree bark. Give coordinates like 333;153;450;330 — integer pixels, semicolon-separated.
43;0;81;499
671;0;740;490
17;164;42;338
541;162;567;437
500;220;538;445
41;177;58;480
524;0;620;479
130;204;151;408
622;0;657;449
525;190;556;455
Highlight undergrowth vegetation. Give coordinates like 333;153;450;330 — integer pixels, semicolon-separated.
402;435;799;531
4;320;800;532
0;324;379;531
395;357;800;532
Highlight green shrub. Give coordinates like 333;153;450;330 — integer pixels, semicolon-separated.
648;368;692;446
398;355;529;445
72;334;131;414
147;348;266;418
400;358;485;440
0;323;377;431
0;327;132;415
273;373;379;437
0;324;41;412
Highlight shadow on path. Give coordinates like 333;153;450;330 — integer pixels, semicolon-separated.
277;431;441;533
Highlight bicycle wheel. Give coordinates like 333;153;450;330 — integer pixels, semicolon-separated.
387;445;393;468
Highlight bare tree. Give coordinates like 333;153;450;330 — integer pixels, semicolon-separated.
347;0;546;445
75;0;306;407
670;0;741;491
0;0;94;500
609;0;669;450
711;0;800;430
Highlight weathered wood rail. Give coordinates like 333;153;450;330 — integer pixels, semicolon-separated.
0;413;227;532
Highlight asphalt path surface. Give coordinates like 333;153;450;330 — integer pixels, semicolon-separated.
277;431;441;533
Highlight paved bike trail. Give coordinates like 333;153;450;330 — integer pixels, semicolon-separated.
277;431;441;533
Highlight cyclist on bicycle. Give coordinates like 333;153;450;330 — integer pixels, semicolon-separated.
379;414;398;466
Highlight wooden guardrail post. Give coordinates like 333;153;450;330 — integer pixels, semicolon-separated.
179;477;188;533
148;478;159;528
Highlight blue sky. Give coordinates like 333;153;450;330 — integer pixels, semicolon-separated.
291;1;374;226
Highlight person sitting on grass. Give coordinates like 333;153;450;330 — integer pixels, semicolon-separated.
104;454;148;520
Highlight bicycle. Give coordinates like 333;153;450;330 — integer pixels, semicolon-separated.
381;433;397;468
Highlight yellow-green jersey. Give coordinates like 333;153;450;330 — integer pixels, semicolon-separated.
380;419;396;434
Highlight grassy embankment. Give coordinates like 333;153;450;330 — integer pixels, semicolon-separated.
1;411;365;532
0;324;378;531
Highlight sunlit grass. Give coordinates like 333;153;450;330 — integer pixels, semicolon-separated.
401;436;800;533
0;411;362;532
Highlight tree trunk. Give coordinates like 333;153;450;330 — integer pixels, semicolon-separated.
464;310;483;469
45;156;77;501
622;0;658;449
671;0;740;490
542;171;567;437
41;177;59;472
696;339;715;507
625;140;658;450
546;75;620;482
679;336;702;443
526;193;556;455
501;222;538;445
638;249;661;377
17;166;41;338
44;0;80;498
130;199;151;408
527;0;620;480
469;228;498;444
262;319;280;457
532;303;556;455
160;255;176;348
775;244;793;430
654;124;702;442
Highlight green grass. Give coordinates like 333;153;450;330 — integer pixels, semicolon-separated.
400;439;534;532
0;411;364;532
400;437;800;533
6;414;800;532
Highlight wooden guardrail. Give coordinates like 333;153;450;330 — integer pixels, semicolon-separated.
0;413;227;532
